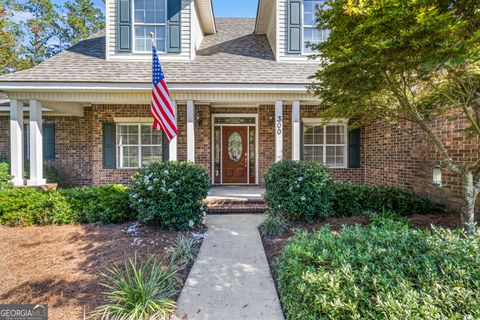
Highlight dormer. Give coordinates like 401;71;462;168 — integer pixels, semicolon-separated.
105;0;216;61
255;0;328;62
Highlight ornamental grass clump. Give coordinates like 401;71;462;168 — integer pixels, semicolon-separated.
92;255;181;320
276;217;480;320
259;210;288;237
264;160;334;221
169;235;199;267
129;161;210;230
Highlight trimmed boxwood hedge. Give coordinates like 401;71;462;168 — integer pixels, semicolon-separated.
0;188;74;226
0;184;135;226
276;217;480;319
60;184;135;224
332;182;435;217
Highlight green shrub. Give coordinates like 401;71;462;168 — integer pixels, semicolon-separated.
169;235;199;267
0;162;13;191
60;185;135;224
332;182;434;217
276;217;480;320
129;161;210;230
259;210;288;237
0;188;74;226
93;255;180;320
264;160;334;221
44;165;60;183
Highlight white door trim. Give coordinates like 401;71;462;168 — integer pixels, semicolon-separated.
210;113;259;185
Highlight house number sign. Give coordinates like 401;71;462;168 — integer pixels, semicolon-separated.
276;115;282;135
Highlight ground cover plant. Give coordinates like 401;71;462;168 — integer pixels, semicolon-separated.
275;216;480;320
130;161;210;230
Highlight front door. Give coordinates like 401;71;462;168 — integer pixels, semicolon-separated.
222;126;248;183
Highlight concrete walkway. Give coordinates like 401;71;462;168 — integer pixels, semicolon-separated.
175;215;284;320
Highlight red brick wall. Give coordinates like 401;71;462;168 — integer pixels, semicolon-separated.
0;117;10;161
363;112;478;212
176;104;187;161
1;104;474;213
195;105;211;179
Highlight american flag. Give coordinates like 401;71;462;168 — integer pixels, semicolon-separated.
150;43;178;141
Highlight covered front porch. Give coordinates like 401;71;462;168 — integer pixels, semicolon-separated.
3;85;319;187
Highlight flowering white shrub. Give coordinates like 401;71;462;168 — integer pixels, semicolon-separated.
129;161;210;230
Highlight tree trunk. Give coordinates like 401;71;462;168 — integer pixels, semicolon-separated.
461;171;478;235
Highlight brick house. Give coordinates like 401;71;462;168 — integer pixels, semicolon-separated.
0;0;474;213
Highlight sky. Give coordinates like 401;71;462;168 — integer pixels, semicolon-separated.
63;0;259;18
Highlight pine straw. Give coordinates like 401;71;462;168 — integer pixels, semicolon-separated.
0;222;204;320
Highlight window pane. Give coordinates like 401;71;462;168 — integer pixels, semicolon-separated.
141;125;152;144
123;146;139;168
135;0;165;24
151;129;163;145
134;26;166;52
141;146;162;167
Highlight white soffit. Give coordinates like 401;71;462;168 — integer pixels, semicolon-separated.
195;0;216;34
255;0;274;34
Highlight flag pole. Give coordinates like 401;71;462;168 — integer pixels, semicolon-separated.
150;32;155;46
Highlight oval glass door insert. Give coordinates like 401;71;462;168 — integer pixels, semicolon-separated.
228;131;243;162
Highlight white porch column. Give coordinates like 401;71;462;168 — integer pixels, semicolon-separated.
169;101;177;161
9;100;24;186
186;101;195;162
275;100;283;162
27;100;46;186
292;101;301;161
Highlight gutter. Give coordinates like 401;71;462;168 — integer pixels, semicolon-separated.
0;82;310;93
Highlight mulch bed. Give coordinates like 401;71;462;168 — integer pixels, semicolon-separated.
262;211;461;267
0;222;206;320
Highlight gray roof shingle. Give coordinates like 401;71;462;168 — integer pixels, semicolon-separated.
0;18;318;85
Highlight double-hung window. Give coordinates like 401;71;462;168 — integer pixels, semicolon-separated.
303;0;330;54
303;121;347;168
133;0;167;52
117;123;163;168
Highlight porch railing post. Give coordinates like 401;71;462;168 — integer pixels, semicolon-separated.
275;100;283;162
9;99;24;186
27;99;46;186
292;101;301;160
187;100;195;162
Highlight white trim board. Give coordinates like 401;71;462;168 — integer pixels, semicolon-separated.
210;113;259;185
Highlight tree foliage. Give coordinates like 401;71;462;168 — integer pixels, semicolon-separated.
311;0;480;232
0;0;105;71
0;1;30;74
62;0;105;46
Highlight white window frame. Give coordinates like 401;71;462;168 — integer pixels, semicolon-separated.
131;0;168;53
302;119;348;168
116;123;163;169
302;0;329;55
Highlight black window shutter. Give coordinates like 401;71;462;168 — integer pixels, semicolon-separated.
162;133;170;161
103;123;116;169
117;0;132;52
43;123;55;160
167;0;181;53
288;0;302;54
348;128;361;168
